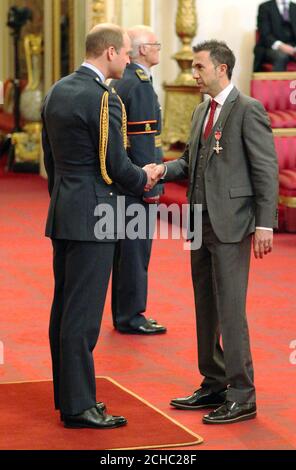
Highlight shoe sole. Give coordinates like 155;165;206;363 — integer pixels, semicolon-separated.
202;411;257;424
170;402;225;410
117;329;167;335
64;421;127;429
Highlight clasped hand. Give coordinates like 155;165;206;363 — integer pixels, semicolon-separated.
142;163;165;191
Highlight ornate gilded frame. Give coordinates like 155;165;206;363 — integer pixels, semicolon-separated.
52;0;75;83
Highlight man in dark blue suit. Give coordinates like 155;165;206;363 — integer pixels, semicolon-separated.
42;24;155;429
254;0;296;71
111;26;166;335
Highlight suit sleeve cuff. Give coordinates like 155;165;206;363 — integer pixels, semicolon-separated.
160;164;167;179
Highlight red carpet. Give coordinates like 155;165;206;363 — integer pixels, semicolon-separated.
0;170;296;450
0;377;202;450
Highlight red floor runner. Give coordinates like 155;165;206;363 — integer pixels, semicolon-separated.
0;171;296;450
0;378;202;450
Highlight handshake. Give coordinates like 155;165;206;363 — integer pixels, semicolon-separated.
142;163;166;191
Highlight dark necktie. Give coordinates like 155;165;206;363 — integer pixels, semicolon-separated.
282;0;290;21
204;100;218;140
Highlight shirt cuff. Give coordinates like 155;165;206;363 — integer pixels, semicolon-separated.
272;40;283;50
160;164;168;179
256;227;273;231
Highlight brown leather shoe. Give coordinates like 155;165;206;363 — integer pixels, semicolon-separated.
203;401;257;424
63;405;127;429
170;388;227;410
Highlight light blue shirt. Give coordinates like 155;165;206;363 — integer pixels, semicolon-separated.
81;61;105;83
134;62;151;80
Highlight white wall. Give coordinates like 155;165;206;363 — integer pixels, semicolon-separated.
152;0;264;106
151;0;179;104
121;0;147;26
194;0;263;95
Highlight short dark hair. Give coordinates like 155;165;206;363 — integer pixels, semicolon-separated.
86;24;124;58
193;40;235;79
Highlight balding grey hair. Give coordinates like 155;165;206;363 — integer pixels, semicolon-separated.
127;25;154;60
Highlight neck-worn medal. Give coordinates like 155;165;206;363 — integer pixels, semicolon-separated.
213;126;223;155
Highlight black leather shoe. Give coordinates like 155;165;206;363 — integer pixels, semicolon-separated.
60;401;106;422
117;319;167;335
203;401;257;424
63;405;127;429
170;388;227;410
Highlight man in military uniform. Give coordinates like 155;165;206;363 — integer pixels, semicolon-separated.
42;24;155;429
111;26;166;335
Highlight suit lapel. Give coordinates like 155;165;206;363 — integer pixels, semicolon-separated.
271;0;282;19
290;3;296;37
190;100;210;169
207;86;239;162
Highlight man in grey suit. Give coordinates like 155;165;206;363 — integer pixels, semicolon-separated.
42;24;155;429
152;40;278;424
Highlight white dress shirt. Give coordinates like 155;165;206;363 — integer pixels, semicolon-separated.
276;0;291;16
203;83;234;132
81;61;105;83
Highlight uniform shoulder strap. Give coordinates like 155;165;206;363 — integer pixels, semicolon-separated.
135;68;150;82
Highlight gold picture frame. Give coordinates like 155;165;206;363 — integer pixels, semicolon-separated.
52;0;75;83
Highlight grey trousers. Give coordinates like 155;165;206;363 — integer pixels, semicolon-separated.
191;212;256;404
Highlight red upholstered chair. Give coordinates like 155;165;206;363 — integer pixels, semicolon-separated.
251;78;296;128
261;62;296;72
275;134;296;170
279;170;296;232
255;30;296;72
274;132;296;232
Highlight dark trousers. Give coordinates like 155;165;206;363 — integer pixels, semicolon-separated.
191;213;255;403
49;239;115;415
111;197;156;329
264;48;294;71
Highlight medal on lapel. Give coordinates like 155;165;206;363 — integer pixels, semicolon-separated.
213;128;223;155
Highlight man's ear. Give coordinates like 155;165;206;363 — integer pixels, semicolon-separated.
138;43;146;57
106;46;116;62
219;63;228;77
